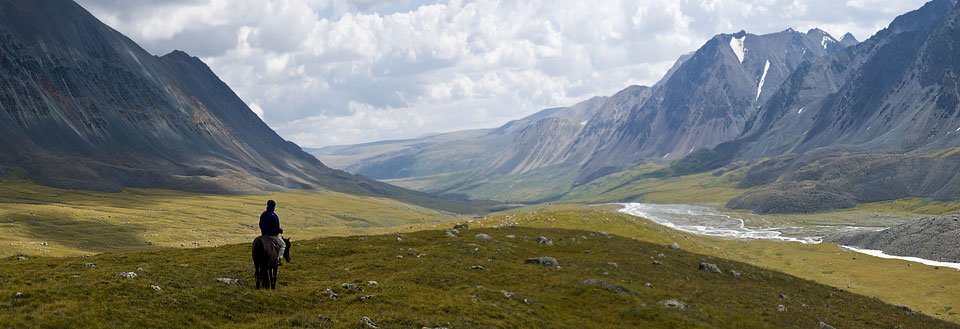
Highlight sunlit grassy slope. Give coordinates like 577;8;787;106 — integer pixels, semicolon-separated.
2;226;954;328
475;206;960;324
0;180;463;257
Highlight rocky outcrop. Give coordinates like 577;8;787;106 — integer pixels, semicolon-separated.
832;215;960;262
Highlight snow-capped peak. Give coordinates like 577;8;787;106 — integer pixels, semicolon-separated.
730;35;746;64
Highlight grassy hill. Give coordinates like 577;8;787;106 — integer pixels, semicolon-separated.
477;206;960;324
0;180;464;257
2;226;954;328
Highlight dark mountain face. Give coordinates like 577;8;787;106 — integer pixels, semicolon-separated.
0;0;478;211
738;0;960;157
719;0;960;213
571;28;854;182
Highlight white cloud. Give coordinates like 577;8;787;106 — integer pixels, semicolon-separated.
76;0;929;147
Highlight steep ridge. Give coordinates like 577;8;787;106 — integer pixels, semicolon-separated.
721;0;960;213
0;0;481;212
573;29;855;183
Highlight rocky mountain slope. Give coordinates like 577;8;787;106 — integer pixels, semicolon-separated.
833;215;960;262
721;0;960;213
0;0;482;212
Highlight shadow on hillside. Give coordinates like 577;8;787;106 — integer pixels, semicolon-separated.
2;213;150;253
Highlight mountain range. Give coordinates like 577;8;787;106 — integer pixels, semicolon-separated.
317;0;960;213
0;0;482;212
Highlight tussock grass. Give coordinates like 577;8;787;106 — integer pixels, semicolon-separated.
1;226;953;328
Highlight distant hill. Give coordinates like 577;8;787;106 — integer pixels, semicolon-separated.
0;0;486;212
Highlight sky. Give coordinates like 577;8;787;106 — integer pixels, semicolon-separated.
75;0;930;148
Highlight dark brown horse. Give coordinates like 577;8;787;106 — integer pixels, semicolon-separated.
252;236;290;289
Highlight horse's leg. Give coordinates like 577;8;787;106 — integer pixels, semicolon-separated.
271;266;278;290
255;266;261;289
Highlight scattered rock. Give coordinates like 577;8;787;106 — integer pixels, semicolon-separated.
136;267;144;271
178;264;190;267
660;299;688;310
361;316;378;328
524;257;559;267
365;281;379;286
12;292;25;300
779;292;787;299
341;283;364;293
453;223;469;230
582;279;629;294
475;233;492;240
82;262;96;267
698;262;722;274
116;272;137;279
322;288;340;300
505;235;516;239
317;315;333;323
215;278;246;285
359;295;373;301
819;321;836;329
657;253;666;258
39;242;48;246
777;304;787;312
668;243;681;251
16;256;27;261
445;230;458;238
470;265;486;271
729;270;741;279
608;262;619;268
501;290;514;298
535;236;554;245
652;260;663;266
644;283;653;288
150;285;162;291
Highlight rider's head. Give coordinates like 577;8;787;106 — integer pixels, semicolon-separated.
266;199;276;211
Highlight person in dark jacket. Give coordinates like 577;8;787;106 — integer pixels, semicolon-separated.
259;200;284;263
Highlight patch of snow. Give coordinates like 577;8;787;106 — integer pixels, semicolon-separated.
662;153;670;159
821;36;834;49
580;120;588;126
729;35;746;63
797;108;804;114
956;126;960;132
756;60;770;101
688;147;695;154
840;246;960;270
866;126;871;131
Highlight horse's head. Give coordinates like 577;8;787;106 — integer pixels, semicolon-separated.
282;237;291;263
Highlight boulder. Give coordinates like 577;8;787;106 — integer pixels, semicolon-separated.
361;316;378;328
475;233;492;240
582;279;629;294
819;321;836;329
524;257;559;267
668;243;681;251
453;223;469;230
698;262;722;274
116;272;137;279
341;283;364;293
660;299;688;310
535;236;554;245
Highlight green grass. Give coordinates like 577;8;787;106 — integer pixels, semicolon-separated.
475;206;960;324
561;166;745;205
0;180;463;257
2;226;954;328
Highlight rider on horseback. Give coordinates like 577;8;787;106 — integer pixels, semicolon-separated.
259;200;285;264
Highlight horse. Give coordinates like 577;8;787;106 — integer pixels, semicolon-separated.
252;236;290;290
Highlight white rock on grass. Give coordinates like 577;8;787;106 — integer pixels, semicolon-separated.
361;316;378;328
150;285;162;291
475;233;492;240
116;272;137;279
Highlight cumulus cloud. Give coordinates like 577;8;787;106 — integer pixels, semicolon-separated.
76;0;929;147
